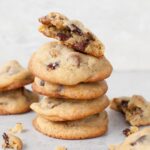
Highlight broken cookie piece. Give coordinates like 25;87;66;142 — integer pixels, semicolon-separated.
9;123;24;134
110;95;150;126
109;128;150;150
2;133;23;150
38;12;104;58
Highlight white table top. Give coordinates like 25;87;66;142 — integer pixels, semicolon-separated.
0;71;150;150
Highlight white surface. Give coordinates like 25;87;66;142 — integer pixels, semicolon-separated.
0;71;150;150
0;0;150;70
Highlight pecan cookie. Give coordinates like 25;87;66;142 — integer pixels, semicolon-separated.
33;111;108;139
0;88;39;114
39;12;104;58
109;128;150;150
110;95;150;126
0;60;34;91
32;77;108;100
29;42;112;85
30;95;109;121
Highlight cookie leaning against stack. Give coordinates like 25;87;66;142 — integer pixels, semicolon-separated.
29;12;113;140
0;60;39;114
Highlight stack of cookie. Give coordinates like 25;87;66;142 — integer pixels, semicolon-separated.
0;60;39;114
29;12;113;139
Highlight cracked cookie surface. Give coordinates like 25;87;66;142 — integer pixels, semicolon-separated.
0;87;39;114
0;60;34;91
110;95;150;126
39;12;105;58
109;128;150;150
32;77;108;100
29;42;112;85
33;111;108;139
30;95;109;121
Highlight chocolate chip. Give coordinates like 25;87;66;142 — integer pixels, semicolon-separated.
72;39;89;52
56;85;64;92
39;16;51;25
71;24;83;36
123;128;130;136
2;133;9;148
131;135;147;146
47;62;59;70
57;33;71;41
87;32;95;41
121;100;128;108
40;80;45;86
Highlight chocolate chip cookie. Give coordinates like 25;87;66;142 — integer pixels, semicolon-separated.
33;111;108;139
30;95;109;121
29;42;112;85
110;95;150;126
0;60;34;91
32;77;108;100
39;12;104;58
109;128;150;150
0;87;39;114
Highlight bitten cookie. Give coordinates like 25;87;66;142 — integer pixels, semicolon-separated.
110;95;150;126
33;111;108;139
29;42;112;85
30;95;109;121
109;128;150;150
0;88;39;114
39;12;104;58
32;77;108;100
0;60;34;91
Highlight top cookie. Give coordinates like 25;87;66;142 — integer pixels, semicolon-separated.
39;12;105;58
110;95;150;126
0;60;34;91
29;42;112;85
109;128;150;150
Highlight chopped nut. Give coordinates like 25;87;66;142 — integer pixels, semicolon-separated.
55;146;67;150
9;123;23;134
2;133;23;150
123;126;139;136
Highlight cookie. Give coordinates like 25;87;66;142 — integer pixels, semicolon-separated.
30;95;109;121
109;128;150;150
33;111;108;139
29;42;112;85
0;88;39;115
110;95;150;126
39;12;104;58
32;77;108;100
0;60;34;91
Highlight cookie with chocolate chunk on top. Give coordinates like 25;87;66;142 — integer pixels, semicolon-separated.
29;42;112;85
109;128;150;150
39;12;105;58
32;77;108;100
0;60;34;91
110;95;150;126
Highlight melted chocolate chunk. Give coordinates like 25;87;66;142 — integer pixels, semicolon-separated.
131;135;147;146
57;33;71;41
2;133;9;148
71;24;83;36
40;80;45;86
47;62;59;70
123;128;130;136
121;100;128;108
87;32;95;41
72;39;90;52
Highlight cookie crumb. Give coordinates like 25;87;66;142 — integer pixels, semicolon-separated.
9;123;23;134
55;146;67;150
123;126;139;136
2;133;23;150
